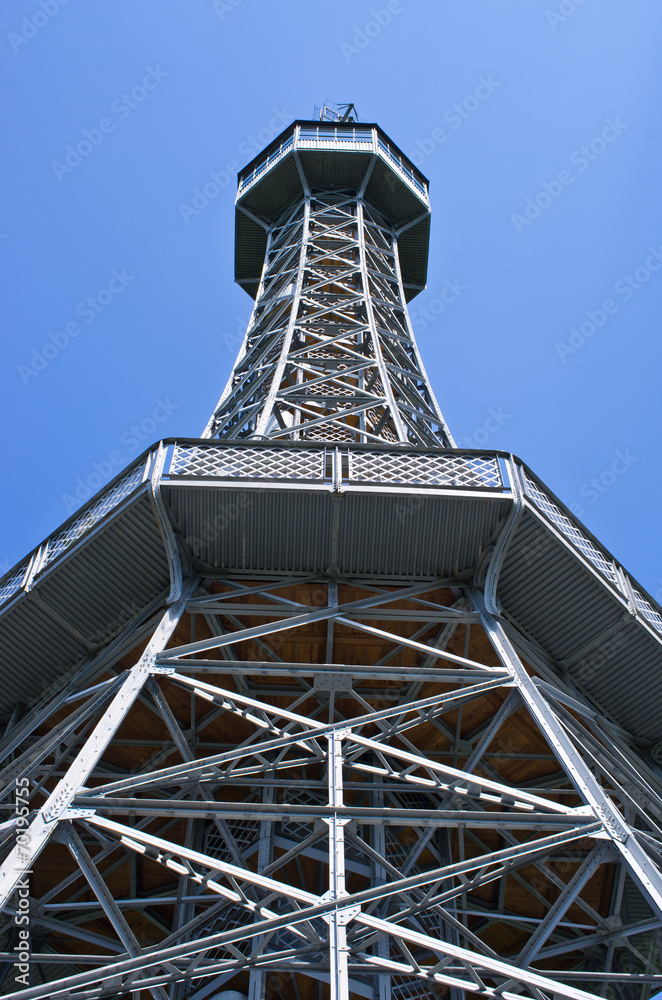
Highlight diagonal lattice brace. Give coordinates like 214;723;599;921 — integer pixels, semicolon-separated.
471;587;662;920
60;822;171;1000
0;579;196;911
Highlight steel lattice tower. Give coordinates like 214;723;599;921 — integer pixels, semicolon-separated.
1;116;662;1000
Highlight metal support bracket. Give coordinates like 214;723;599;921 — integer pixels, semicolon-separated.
149;441;184;604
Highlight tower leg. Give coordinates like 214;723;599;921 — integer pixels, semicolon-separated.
471;586;662;920
248;784;275;1000
327;730;350;1000
370;780;391;1000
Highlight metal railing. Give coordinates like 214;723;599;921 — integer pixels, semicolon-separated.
523;472;662;637
0;457;151;608
168;442;506;492
376;137;427;197
298;126;374;145
235;126;428;203
237;135;294;196
523;476;620;586
170;443;325;483
348;450;502;490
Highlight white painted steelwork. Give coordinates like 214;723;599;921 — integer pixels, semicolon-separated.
0;119;660;1000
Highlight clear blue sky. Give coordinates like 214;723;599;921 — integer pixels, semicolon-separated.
2;0;662;603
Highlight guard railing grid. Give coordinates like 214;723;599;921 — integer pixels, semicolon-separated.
236;126;429;203
47;464;147;563
523;473;662;638
376;136;427;197
2;443;662;646
170;444;325;482
348;451;502;489
0;565;27;607
298;125;374;145
170;443;506;492
523;475;620;584
237;135;294;196
0;460;150;606
633;591;662;635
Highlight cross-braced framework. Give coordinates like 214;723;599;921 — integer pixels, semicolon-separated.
2;119;662;1000
1;574;662;999
204;189;452;447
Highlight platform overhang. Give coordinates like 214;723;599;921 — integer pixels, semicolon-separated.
2;440;662;744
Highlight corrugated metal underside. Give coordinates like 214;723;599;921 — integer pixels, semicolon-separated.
397;216;431;300
235;153;302;299
234;211;267;298
239;152;302;222
299;149;373;193
500;505;662;741
364;156;427;227
0;493;169;714
164;484;509;579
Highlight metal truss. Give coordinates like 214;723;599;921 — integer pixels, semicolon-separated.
1;574;661;999
3;117;661;1000
203;185;453;447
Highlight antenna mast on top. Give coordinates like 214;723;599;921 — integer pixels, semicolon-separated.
314;100;361;122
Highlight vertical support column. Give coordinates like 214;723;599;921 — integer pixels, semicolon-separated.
370;779;391;1000
390;222;454;447
248;783;275;1000
202;223;272;439
438;828;465;1000
326;729;350;1000
253;186;311;440
356;198;408;444
326;578;337;676
171;817;201;1000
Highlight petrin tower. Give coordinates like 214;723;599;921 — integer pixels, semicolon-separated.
1;113;662;1000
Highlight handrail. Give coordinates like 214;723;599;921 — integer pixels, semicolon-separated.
0;455;152;609
237;136;294;195
236;126;429;204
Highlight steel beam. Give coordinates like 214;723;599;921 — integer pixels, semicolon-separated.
471;587;662;919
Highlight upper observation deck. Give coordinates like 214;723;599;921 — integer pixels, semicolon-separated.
234;120;431;301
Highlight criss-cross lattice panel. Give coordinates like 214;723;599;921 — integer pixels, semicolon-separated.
46;462;147;566
385;828;410;869
204;817;261;864
305;421;357;443
633;589;662;636
0;563;28;606
350;451;503;489
0;462;146;606
197;901;255;961
280;787;325;842
170;444;325;481
524;475;620;585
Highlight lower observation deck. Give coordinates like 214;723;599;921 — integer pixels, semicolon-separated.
2;440;661;744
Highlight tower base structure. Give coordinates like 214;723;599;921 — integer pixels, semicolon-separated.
0;439;662;999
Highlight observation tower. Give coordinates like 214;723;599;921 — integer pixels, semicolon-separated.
1;110;662;1000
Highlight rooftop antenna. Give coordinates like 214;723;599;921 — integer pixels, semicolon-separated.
335;101;359;121
315;100;360;122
